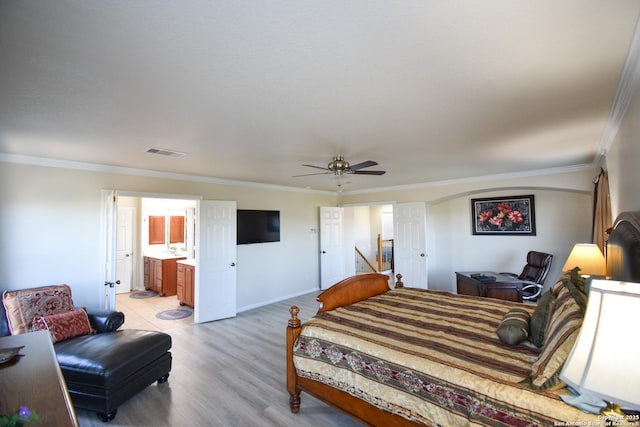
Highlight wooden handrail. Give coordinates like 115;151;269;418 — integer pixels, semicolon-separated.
376;234;394;272
355;246;377;273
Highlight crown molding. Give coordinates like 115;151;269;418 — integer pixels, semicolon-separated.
341;163;597;195
0;153;335;195
597;16;640;164
1;152;596;197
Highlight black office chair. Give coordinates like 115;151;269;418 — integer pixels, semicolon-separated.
502;251;553;301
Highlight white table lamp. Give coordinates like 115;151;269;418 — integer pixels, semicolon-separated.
562;243;606;277
560;279;640;416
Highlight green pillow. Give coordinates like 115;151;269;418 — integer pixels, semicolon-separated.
496;308;530;345
529;290;555;347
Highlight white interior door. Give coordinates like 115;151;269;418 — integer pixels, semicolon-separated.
394;202;428;288
195;200;237;323
185;207;196;258
320;206;346;290
115;206;134;294
100;190;118;310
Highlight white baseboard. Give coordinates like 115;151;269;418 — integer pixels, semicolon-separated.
237;288;319;313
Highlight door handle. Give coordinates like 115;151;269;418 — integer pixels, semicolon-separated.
321;251;326;254
230;262;236;267
420;253;426;257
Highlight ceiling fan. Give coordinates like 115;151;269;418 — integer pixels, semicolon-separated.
293;155;386;177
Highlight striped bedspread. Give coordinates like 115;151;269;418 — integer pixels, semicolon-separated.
293;288;600;426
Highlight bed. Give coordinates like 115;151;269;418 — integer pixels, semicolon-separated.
286;210;640;426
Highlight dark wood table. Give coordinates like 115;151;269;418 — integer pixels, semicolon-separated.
0;331;79;427
455;271;525;302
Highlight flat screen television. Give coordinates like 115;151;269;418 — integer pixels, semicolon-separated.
236;210;280;244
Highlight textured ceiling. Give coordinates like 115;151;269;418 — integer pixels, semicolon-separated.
1;1;639;192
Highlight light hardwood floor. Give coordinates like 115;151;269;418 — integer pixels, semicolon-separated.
75;292;364;427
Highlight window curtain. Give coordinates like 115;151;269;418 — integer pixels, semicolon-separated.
591;168;612;254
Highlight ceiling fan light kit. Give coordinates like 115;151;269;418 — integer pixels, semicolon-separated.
328;155;350;175
294;155;386;178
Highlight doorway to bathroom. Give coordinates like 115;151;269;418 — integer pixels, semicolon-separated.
115;196;197;328
101;190;237;325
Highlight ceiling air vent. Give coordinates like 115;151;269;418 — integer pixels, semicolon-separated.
145;147;186;158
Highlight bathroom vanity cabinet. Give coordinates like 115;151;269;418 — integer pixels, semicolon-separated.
143;255;186;297
176;259;195;307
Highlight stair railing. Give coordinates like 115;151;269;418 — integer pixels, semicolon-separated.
377;234;394;272
355;246;377;274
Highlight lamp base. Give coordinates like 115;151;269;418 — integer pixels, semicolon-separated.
601;401;625;418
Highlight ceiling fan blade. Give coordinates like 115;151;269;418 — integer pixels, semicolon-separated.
349;160;378;171
352;170;386;175
302;164;328;171
292;172;330;177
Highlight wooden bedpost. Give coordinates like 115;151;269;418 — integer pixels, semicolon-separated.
395;273;404;288
287;305;302;413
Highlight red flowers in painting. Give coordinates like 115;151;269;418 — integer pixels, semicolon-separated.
474;197;533;234
479;208;524;226
488;215;503;227
479;211;493;222
507;210;524;224
496;203;512;214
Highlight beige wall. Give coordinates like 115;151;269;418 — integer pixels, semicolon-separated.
0;161;337;309
337;75;640;291
607;75;640;217
2;98;638;308
338;168;596;291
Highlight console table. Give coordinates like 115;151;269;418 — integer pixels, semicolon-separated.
455;271;525;302
0;331;79;427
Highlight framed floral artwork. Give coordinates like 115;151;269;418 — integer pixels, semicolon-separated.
471;195;536;235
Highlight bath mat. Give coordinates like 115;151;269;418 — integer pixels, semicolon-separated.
130;290;158;299
156;308;192;320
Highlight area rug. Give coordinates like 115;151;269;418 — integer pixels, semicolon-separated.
129;290;158;299
156;308;192;320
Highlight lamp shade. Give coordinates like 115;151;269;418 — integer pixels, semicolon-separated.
560;280;640;409
562;243;606;276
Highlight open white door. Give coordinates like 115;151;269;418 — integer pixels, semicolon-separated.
115;206;134;294
100;190;118;310
320;207;346;290
195;200;237;323
394;202;428;288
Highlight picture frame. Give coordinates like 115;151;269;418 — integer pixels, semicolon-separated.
471;195;536;235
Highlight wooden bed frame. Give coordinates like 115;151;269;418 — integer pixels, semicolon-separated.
286;273;417;427
286;211;640;426
606;211;640;282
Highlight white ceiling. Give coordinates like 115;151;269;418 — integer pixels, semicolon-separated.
1;1;639;192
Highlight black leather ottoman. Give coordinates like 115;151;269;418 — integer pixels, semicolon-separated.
0;289;173;423
55;329;172;421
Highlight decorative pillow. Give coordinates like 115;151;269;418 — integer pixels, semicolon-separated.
33;308;94;343
551;267;585;299
529;284;584;390
562;268;588;311
529;289;555;348
496;308;530;345
2;285;75;335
